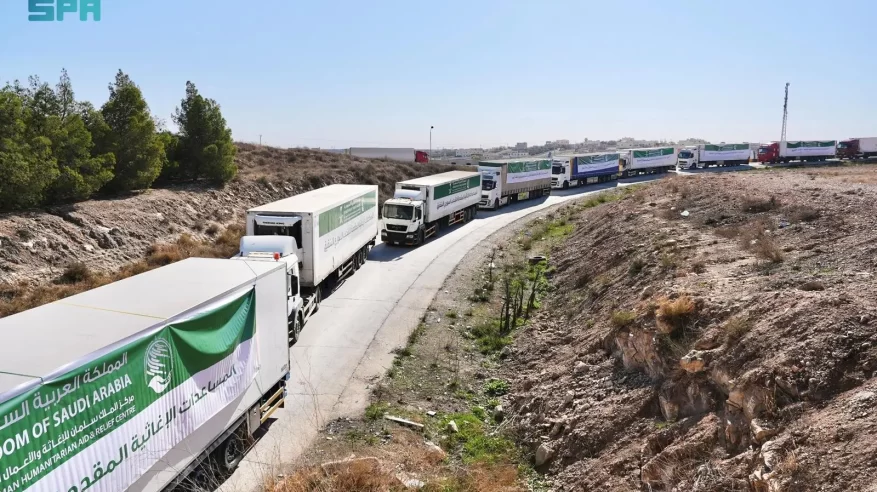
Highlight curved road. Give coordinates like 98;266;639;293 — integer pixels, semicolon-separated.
220;175;663;491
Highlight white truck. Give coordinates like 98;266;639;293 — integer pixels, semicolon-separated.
550;153;620;189
0;257;291;492
477;158;552;209
676;144;752;170
347;147;429;163
244;184;378;334
756;140;837;164
381;170;481;246
619;147;677;176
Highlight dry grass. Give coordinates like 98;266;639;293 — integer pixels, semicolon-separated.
0;223;246;319
786;205;820;223
737;222;784;263
655;296;696;333
722;317;753;344
611;310;637;329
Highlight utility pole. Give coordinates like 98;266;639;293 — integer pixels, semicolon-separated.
259;135;262;146
429;126;434;158
780;83;789;144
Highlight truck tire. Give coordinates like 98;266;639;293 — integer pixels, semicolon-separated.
417;228;425;245
290;313;302;344
217;427;247;472
493;199;500;210
562;181;569;190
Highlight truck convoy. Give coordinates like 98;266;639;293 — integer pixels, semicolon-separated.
243;184;379;338
0;257;291;492
381;171;481;246
756;141;837;164
551;153;620;189
676;144;752;170
347;147;429;163
477;158;553;209
836;137;877;160
619;147;677;176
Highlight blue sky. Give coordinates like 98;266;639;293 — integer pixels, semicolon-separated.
1;0;873;149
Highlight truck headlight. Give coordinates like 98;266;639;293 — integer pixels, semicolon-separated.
406;234;414;238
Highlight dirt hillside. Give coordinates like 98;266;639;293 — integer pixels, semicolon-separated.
0;144;458;286
504;166;877;491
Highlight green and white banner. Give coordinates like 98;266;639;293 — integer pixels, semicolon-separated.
575;153;619;175
318;191;378;253
505;160;551;184
0;289;258;492
630;147;676;169
432;175;481;214
784;141;837;157
701;143;751;161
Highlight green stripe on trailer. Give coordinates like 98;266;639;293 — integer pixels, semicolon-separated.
0;290;257;491
632;147;674;158
578;153;620;164
434;176;481;199
704;144;749;151
506;160;551;174
318;191;377;237
786;141;836;148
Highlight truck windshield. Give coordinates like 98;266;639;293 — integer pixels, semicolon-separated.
837;142;850;149
383;204;413;220
482;179;496;191
757;148;770;154
551;165;563;174
678;151;694;159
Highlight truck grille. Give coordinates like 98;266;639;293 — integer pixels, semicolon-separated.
386;224;407;232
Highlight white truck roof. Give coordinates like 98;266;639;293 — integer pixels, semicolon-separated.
398;170;479;187
248;184;377;215
479;157;546;164
0;258;283;396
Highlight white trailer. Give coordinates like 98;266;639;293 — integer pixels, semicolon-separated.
381;170;481;246
837;137;877;159
348;147;415;162
0;258;291;492
619;147;677;176
245;184;378;326
677;144;752;169
780;141;837;159
477;158;552;210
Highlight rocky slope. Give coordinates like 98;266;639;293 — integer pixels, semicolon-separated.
0;144;457;286
503;166;877;491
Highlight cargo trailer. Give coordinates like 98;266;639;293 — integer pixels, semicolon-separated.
619;147;676;176
381;171;481;246
550;153;620;189
756;141;836;164
477;158;552;209
245;184;378;329
837;137;877;159
0;258;291;492
676;144;752;169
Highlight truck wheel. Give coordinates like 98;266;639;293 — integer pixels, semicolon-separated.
562;181;569;190
218;428;247;472
290;314;302;344
314;286;323;312
493;199;500;210
417;228;425;245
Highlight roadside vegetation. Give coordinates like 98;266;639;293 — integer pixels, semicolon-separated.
268;190;632;491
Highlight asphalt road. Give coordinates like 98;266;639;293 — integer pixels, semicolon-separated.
219;162;816;490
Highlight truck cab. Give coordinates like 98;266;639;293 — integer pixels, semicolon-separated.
381;189;425;245
230;235;306;343
551;158;572;189
479;167;503;208
756;142;780;164
677;147;699;170
837;139;858;159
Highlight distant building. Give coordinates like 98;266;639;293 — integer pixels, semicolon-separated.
499;149;528;158
554;139;569;146
515;142;527;150
454;148;484;158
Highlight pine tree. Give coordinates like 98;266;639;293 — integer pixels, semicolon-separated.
173;81;237;184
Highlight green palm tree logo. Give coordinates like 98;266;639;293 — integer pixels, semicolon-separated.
145;338;173;394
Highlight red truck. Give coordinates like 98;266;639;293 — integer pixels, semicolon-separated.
836;138;877;160
415;150;430;163
756;141;836;164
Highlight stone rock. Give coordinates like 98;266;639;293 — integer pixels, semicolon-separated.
563;390;575;406
549;422;563;437
800;280;825;291
402;478;425;489
493;405;505;421
750;419;778;443
761;439;783;470
640;285;655;299
534;443;554;466
424;441;446;460
680;350;708;373
446;420;458;433
574;361;587;374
